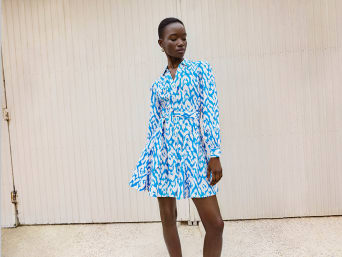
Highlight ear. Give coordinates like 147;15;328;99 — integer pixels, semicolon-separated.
158;39;163;48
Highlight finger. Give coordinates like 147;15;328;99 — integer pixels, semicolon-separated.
211;171;219;186
210;171;216;185
216;171;223;184
215;172;220;184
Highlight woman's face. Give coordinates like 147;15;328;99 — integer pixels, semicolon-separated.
159;22;187;58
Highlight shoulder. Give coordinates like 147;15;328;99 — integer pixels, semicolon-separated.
188;59;212;66
151;77;165;93
182;58;213;76
198;60;213;72
184;58;203;70
188;59;214;79
148;80;159;94
189;59;213;70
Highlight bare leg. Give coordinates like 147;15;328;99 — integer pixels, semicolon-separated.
157;197;182;257
192;195;224;257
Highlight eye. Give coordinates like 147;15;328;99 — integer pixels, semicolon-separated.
171;38;177;41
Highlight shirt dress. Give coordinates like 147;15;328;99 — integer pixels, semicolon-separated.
128;58;221;200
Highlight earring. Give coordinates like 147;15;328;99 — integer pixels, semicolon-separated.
161;48;164;52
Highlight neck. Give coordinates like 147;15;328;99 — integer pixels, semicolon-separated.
167;56;184;69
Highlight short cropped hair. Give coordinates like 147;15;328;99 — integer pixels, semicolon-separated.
158;17;184;39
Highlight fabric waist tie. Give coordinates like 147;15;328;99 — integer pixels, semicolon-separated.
169;110;201;123
146;109;201;171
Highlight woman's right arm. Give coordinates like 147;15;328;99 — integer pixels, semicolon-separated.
146;83;162;141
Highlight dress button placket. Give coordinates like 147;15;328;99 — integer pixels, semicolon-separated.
170;70;181;197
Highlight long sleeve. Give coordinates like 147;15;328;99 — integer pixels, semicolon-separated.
146;83;161;142
199;61;222;158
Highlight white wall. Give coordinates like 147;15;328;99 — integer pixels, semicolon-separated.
1;0;341;225
183;0;342;219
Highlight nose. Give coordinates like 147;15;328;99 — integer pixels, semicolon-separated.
177;43;185;50
177;39;185;47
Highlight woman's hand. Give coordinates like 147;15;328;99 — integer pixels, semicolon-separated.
207;157;223;186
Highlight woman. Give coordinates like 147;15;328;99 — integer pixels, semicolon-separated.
129;17;224;257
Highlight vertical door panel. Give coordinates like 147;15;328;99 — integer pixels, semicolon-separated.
182;0;342;219
1;0;189;224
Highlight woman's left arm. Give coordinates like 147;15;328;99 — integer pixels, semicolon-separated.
199;61;223;185
200;61;222;158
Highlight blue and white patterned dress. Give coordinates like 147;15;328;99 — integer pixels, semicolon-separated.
128;58;221;200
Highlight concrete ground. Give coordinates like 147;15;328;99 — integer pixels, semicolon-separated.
2;216;342;257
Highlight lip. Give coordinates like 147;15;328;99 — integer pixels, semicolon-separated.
176;49;185;53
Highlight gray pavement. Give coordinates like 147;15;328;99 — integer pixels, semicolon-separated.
2;216;342;257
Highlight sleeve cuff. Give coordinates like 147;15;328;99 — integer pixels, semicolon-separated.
209;148;221;158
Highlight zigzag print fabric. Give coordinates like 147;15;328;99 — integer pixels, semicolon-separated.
129;58;221;200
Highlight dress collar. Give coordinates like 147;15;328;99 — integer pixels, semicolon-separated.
162;58;189;76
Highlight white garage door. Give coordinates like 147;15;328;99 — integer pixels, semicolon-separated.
1;0;342;226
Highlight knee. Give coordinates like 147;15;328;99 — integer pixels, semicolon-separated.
160;208;177;226
207;218;224;235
